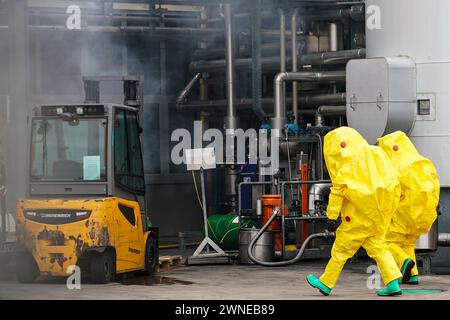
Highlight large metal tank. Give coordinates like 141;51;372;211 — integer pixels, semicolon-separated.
366;0;450;186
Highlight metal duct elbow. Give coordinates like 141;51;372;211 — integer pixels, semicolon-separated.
272;71;346;130
308;183;331;213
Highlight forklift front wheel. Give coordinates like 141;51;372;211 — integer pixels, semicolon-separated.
145;236;158;275
90;251;115;284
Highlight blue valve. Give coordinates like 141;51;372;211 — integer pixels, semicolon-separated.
285;123;300;133
259;124;271;132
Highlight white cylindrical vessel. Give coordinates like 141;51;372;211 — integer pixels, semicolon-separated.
366;0;450;186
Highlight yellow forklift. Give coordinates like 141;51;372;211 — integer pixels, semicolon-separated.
15;77;159;283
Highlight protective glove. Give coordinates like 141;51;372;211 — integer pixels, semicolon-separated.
326;218;340;232
326;186;345;220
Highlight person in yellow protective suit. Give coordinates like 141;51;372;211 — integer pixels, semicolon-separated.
378;131;440;285
306;127;403;296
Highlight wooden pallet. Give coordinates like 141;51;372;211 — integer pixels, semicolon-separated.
156;255;183;272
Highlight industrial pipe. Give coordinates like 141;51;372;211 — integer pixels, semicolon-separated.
300;4;365;21
28;4;365;26
299;105;347;117
301;49;365;65
438;233;450;247
291;9;299;124
190;49;366;71
223;3;238;130
206;4;364;23
272;71;346;130
176;73;202;106
328;23;340;52
247;207;334;266
317;105;347;115
279;9;286;73
193;43;292;60
29;11;206;25
177;93;347;112
308;183;331;210
29;25;223;36
315;135;325;180
279;8;287;117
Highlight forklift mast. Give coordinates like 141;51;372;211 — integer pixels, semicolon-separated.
82;75;144;124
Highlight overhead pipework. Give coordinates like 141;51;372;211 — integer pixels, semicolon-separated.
169;1;366;265
271;71;346;130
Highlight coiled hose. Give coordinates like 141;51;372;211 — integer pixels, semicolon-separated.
247;207;335;266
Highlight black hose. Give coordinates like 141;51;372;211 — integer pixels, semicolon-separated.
247;207;335;266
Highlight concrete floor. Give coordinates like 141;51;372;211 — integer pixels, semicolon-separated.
1;259;450;300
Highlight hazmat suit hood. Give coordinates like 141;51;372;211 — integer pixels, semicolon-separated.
323;126;367;182
323;127;401;236
378;131;440;235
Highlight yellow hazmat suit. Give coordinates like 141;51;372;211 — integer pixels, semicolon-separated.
319;127;402;288
378;131;440;277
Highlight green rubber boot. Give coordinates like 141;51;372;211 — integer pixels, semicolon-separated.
406;275;419;285
306;274;332;296
400;258;415;284
376;279;402;297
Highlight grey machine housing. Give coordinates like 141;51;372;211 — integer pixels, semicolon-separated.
346;56;417;144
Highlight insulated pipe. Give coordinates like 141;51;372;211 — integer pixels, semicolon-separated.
223;3;238;130
247;207;335;266
176;73;202;106
271;71;346;130
291;9;299;124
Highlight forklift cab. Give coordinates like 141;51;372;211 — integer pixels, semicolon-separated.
28;104;147;225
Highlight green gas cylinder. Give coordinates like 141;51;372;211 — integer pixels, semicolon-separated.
206;214;259;251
